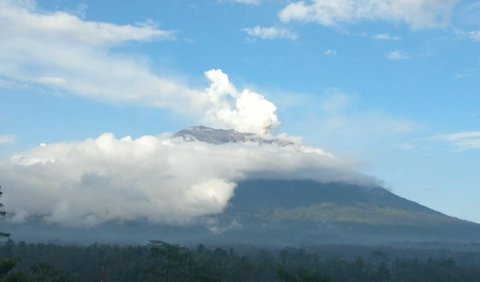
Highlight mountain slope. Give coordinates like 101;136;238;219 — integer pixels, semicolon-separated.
207;180;480;245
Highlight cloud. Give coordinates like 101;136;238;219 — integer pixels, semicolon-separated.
284;91;417;151
279;0;459;29
0;1;280;135
432;131;480;151
0;132;373;227
203;70;280;134
243;26;298;40
453;68;478;79
385;50;410;60
324;49;337;56
0;135;16;145
373;33;401;40
229;0;260;5
0;1;194;110
396;131;480;152
469;31;480;41
320;91;349;112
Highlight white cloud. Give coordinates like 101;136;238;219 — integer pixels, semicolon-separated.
373;33;401;40
284;91;417;151
0;1;194;111
0;135;16;145
321;91;349;112
0;1;280;135
243;26;297;40
279;0;459;29
385;50;410;60
0;132;373;227
399;131;480;152
469;31;480;41
230;0;260;4
204;70;280;134
319;112;415;139
324;49;337;56
432;131;480;151
453;68;478;79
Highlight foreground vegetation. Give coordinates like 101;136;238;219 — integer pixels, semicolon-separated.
1;240;480;281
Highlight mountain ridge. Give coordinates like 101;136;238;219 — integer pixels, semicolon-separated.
173;125;295;146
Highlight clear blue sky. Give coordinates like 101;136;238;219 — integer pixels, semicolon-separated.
1;0;479;223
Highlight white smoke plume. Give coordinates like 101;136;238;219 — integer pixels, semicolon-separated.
0;132;373;227
204;70;280;135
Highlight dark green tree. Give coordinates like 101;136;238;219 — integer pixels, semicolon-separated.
0;186;10;239
143;240;194;282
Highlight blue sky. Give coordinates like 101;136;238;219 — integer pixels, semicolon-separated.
0;0;479;224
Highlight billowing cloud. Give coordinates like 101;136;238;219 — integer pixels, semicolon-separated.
279;0;459;29
243;26;298;41
203;70;280;134
0;1;280;135
0;131;373;227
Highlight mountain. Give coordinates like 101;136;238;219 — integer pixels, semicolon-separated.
4;126;480;247
171;126;480;245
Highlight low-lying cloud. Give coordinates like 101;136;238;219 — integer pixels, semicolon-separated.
0;132;374;227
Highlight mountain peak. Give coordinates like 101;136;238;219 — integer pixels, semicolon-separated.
173;125;256;144
173;125;295;146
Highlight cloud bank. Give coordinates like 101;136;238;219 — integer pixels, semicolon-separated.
279;0;459;29
0;132;373;227
0;1;279;135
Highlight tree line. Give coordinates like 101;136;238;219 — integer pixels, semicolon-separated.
1;240;480;281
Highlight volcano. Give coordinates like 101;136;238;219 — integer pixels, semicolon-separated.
5;126;480;246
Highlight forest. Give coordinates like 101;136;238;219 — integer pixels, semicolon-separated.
1;240;480;282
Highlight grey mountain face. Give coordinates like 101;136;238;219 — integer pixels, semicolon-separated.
173;126;256;144
205;180;480;246
173;125;294;146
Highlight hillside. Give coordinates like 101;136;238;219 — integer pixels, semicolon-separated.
207;180;480;245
